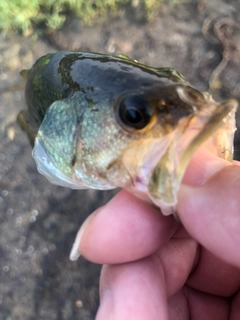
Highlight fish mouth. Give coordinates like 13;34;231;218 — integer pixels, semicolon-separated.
147;88;238;215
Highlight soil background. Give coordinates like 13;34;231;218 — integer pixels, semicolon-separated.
0;1;240;319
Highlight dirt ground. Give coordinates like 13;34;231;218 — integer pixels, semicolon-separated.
0;1;240;319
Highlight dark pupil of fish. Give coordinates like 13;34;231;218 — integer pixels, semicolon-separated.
119;96;151;129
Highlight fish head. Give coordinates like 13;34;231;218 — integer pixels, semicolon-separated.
22;52;237;215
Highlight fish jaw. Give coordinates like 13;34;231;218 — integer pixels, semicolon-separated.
33;137;82;189
33;136;117;189
121;96;238;216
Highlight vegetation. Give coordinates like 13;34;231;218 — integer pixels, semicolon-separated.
0;0;186;35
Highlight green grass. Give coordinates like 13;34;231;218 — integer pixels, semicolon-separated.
0;0;186;35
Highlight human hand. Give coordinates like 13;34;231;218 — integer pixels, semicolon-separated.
70;150;240;319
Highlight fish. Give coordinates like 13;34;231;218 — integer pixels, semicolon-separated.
19;51;238;215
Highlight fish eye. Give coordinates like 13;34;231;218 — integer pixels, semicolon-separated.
117;95;152;130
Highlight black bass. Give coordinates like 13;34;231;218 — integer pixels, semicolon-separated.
19;52;238;215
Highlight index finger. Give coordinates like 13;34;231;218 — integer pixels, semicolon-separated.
71;190;178;264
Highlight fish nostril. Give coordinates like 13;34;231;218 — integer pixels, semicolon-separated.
176;85;205;108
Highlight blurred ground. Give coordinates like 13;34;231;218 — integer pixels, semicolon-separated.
0;1;240;319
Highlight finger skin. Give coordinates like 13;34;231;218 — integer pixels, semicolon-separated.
96;256;168;320
182;148;230;186
177;165;240;268
230;291;240;320
168;288;230;320
80;190;178;264
185;287;230;320
168;290;189;320
96;235;198;320
157;236;198;297
187;248;240;296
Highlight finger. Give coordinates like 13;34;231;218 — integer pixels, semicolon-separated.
185;286;230;320
157;236;198;297
71;190;178;264
168;289;189;320
177;165;240;268
96;256;168;320
230;291;240;320
168;286;230;320
187;248;240;296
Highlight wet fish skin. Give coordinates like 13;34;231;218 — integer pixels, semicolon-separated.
20;52;238;215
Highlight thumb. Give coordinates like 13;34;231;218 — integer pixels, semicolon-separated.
177;164;240;268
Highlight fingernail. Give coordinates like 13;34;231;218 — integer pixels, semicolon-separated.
69;216;91;261
69;229;83;261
